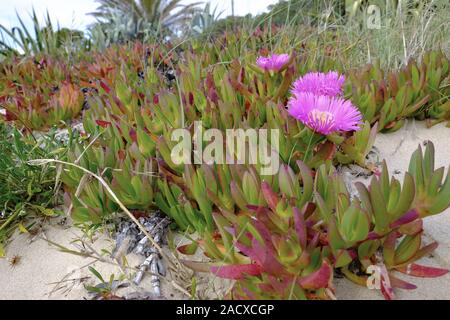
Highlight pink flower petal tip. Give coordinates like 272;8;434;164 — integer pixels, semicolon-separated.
292;71;346;97
256;53;290;72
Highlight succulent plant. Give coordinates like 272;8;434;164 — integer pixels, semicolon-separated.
408;142;450;217
61;119;158;225
177;141;449;300
2;33;449;301
345;51;450;132
335;121;378;167
183;204;334;300
110;156;156;210
0;56;83;130
315;142;449;299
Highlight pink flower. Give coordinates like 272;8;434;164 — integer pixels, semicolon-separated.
292;71;346;97
256;53;290;72
288;93;363;135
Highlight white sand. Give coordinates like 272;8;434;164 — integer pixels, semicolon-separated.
0;120;449;300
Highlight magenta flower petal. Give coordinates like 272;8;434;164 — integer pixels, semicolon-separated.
292;71;346;97
288;93;363;135
256;53;290;71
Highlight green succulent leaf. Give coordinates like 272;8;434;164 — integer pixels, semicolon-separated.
340;202;369;243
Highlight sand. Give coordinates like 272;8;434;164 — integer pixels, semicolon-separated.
0;120;449;300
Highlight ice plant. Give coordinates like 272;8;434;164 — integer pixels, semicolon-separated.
256;53;290;71
288;93;363;135
314;147;449;300
292;71;346;97
408;142;450;217
208;205;334;300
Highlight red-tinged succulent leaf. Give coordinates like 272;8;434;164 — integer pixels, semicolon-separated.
293;207;307;249
367;231;383;240
251;219;275;248
381;279;395;300
211;263;262;280
95;120;111;128
396;264;449;278
303;202;316;220
177;242;199;255
384;121;398;130
348;249;357;260
238;286;258;300
235;242;254;259
306;291;330;300
383;231;398;266
117;149;126;160
209;88;219;104
307;232;320;250
308;141;336;167
378;262;395;300
410;242;439;262
398;219;423;235
110;114;121;122
129;128;137;142
390;209;419;229
99;81;111;93
205;71;215;90
394;242;439;268
157;160;186;185
389;274;417;290
246;205;261;211
257;283;273;293
181;260;212;273
251;206;286;233
250;237;286;276
261;181;279;212
268;275;291;294
319;232;329;246
298;261;332;290
4;109;17;121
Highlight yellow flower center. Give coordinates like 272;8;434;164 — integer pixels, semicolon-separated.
308;109;334;127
